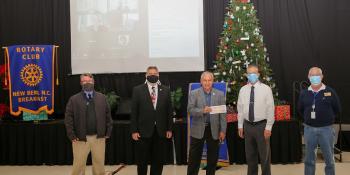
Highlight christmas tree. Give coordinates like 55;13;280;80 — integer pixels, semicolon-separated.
213;0;279;106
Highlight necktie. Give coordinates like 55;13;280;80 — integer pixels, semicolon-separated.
151;86;156;107
248;86;255;122
205;93;211;123
88;94;92;100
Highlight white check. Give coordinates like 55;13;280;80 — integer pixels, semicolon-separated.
209;105;227;114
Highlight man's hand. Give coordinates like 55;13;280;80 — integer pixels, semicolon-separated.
132;132;141;141
219;132;225;142
166;131;172;139
72;138;79;142
238;128;244;138
264;130;272;139
203;106;212;113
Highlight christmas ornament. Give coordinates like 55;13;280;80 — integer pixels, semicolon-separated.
244;60;250;67
240;50;246;56
232;60;241;65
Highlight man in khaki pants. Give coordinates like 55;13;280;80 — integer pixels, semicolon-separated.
65;73;113;175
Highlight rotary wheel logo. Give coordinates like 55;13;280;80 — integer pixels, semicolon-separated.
20;64;43;86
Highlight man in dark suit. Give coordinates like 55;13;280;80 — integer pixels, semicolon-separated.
65;73;113;175
131;66;173;175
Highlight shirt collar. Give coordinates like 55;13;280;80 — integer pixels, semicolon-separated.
202;87;212;95
308;83;326;92
147;82;158;89
84;91;93;98
84;91;93;95
247;81;261;87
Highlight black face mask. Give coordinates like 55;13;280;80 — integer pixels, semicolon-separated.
82;83;94;91
146;75;159;84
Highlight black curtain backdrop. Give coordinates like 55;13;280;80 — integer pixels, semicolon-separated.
0;0;349;122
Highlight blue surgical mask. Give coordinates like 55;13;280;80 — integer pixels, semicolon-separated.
309;76;321;85
247;73;259;84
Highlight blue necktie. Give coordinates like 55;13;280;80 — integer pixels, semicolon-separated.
88;93;92;100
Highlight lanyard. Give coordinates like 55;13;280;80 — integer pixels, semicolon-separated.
312;91;319;111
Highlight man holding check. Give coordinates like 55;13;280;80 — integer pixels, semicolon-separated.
187;71;227;175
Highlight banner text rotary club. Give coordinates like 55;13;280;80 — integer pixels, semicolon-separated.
16;46;46;60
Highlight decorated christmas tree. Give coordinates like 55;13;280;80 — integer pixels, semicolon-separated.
213;0;279;106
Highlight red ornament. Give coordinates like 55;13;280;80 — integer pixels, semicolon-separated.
228;19;233;25
0;103;9;118
0;64;9;89
240;0;250;3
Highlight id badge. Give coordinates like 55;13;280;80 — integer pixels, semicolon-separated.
311;111;316;119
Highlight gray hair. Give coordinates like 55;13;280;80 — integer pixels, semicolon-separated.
146;66;159;73
200;71;214;80
308;67;323;76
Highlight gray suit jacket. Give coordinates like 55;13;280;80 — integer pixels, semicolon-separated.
187;87;227;140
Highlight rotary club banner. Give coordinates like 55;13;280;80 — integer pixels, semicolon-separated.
188;82;229;167
4;45;58;116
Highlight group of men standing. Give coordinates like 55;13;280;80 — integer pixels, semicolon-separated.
64;65;340;175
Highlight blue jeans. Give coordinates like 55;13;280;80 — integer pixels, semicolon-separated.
304;124;335;175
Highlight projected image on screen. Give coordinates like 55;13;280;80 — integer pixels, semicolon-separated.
71;0;204;74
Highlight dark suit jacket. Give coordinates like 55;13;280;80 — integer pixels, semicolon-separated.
64;91;113;141
130;84;173;138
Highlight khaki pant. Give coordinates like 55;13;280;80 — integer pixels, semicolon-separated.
71;135;106;175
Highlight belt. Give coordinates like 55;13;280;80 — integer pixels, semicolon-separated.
244;119;267;125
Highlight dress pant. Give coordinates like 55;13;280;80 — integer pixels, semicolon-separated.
136;127;167;175
187;124;220;175
71;135;106;175
244;120;271;175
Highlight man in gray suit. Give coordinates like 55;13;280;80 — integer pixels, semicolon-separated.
187;71;227;175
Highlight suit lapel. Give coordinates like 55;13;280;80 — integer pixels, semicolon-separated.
210;89;216;106
199;88;206;106
155;85;163;110
143;84;154;109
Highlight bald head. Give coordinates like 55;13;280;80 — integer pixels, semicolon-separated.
247;65;259;75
